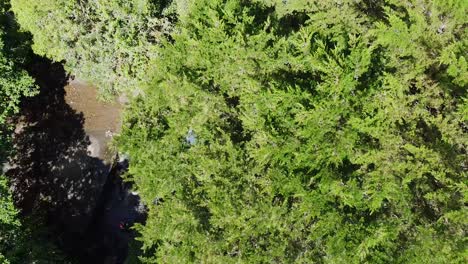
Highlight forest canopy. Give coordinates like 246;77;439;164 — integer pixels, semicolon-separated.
11;0;173;97
4;0;468;263
116;0;467;262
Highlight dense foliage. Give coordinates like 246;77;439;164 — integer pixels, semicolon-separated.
116;0;467;263
0;176;69;264
0;0;36;161
1;2;72;263
3;0;467;262
0;177;18;263
0;5;35;254
11;0;172;97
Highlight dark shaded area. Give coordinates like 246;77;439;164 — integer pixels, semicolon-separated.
7;58;104;224
84;159;147;264
5;57;146;263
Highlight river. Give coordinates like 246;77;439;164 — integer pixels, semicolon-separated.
3;58;145;263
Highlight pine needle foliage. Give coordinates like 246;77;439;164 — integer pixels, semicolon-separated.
120;0;466;262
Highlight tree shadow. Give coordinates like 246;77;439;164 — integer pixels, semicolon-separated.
2;8;147;263
5;56;148;263
5;57;110;260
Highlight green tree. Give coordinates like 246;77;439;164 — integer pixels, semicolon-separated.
0;2;33;262
0;0;36;161
0;176;19;263
10;0;172;97
1;1;72;262
0;176;71;264
117;0;467;263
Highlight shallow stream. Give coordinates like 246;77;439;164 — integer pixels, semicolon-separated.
4;58;145;263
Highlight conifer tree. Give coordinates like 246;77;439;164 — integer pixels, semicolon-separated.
117;0;467;262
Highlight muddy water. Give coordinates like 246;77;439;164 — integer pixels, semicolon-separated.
5;58;143;263
64;80;145;263
64;80;122;162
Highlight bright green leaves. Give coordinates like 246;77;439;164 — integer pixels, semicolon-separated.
11;0;170;96
116;0;467;262
0;176;19;231
0;8;37;162
0;38;36;124
442;50;468;86
0;175;20;264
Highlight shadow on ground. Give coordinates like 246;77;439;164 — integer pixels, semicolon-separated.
6;58;107;228
5;57;146;263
